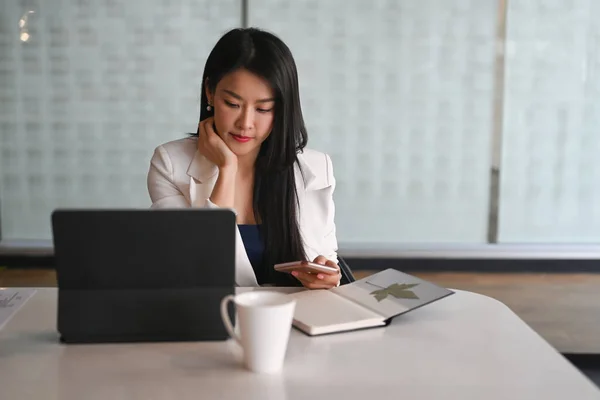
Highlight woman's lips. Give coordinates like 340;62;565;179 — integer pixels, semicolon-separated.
230;133;252;143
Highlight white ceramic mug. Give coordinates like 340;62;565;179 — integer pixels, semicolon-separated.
220;291;296;374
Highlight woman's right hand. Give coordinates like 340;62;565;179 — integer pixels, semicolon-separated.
197;117;238;170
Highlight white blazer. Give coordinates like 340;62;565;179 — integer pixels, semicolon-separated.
146;137;338;286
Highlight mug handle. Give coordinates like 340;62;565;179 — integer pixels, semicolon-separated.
220;295;241;345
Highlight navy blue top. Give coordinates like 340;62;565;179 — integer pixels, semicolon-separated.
238;224;303;287
238;224;266;284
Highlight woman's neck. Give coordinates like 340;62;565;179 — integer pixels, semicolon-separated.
235;151;259;179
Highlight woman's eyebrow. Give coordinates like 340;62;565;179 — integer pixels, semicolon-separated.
222;89;275;103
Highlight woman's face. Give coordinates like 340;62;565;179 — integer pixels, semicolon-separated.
206;69;276;160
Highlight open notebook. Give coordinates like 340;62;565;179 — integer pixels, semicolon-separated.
288;268;454;336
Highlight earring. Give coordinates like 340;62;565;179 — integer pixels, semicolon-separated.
206;104;212;111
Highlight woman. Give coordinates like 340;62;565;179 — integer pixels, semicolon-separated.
147;27;340;289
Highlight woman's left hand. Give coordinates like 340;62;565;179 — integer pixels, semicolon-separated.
292;255;341;289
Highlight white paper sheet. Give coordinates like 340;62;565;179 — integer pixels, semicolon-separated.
0;288;37;331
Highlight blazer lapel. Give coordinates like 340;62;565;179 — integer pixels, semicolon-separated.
186;151;258;287
296;152;330;190
186;150;217;206
294;152;325;221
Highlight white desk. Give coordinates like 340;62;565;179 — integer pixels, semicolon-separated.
0;288;598;400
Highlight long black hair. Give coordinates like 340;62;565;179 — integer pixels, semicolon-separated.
192;28;308;284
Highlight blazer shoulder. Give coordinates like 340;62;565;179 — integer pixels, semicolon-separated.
155;136;197;157
299;147;328;163
297;148;335;189
153;136;197;169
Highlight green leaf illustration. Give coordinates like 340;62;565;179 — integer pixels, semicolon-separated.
370;283;420;302
372;290;388;302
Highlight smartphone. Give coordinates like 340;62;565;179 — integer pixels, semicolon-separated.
274;260;338;274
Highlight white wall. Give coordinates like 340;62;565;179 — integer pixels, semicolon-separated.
0;0;240;239
249;0;497;244
498;0;600;242
2;0;598;247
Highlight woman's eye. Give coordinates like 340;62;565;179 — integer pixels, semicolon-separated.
224;100;239;108
257;108;273;113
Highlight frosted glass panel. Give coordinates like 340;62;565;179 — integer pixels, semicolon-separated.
0;0;240;239
249;0;497;244
499;0;600;242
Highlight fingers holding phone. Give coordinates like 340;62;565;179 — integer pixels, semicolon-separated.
275;256;341;289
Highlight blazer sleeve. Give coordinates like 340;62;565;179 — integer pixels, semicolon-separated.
147;145;190;208
322;153;339;264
